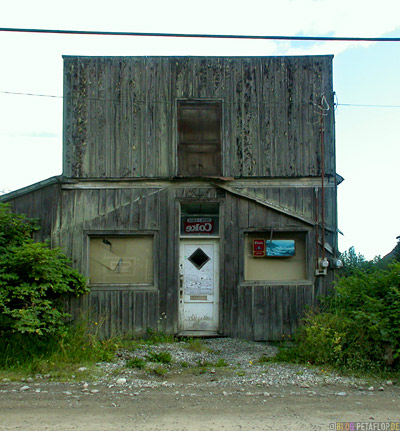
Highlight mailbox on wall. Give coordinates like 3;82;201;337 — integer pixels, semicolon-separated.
252;239;266;257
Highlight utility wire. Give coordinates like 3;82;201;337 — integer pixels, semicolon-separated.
1;27;400;42
337;103;400;108
0;91;62;99
2;90;400;109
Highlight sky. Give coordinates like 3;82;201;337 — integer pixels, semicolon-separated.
0;0;399;260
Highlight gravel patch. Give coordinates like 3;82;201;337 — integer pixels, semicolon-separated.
2;338;390;396
96;338;368;390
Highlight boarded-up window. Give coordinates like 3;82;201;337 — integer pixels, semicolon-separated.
244;233;307;281
177;101;222;176
90;236;153;284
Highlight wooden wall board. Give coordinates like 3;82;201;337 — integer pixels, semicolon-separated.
63;56;335;180
2;176;338;340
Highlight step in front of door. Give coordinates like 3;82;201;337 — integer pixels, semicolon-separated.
177;330;221;338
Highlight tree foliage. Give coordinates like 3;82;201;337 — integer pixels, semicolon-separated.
291;249;400;371
0;203;88;337
339;246;376;277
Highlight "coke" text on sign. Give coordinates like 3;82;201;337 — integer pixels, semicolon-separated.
184;218;214;234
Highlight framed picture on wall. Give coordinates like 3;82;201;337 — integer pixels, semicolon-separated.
266;240;295;257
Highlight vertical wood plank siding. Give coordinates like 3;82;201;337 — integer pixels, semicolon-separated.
65;290;159;339
222;189;329;340
3;181;335;339
63;56;334;180
2;55;337;340
52;186;164;337
234;284;314;341
4;183;60;244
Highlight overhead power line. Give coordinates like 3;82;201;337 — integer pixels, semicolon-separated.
0;90;62;99
1;27;400;42
337;103;400;108
1;90;400;109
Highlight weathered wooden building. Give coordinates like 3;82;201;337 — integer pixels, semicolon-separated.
1;55;342;339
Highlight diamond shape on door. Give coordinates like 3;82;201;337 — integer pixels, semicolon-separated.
188;247;210;270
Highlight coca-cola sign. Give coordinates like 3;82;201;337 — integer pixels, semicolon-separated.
184;218;214;234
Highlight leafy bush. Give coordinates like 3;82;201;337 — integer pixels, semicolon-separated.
290;262;400;371
0;203;40;248
0;203;88;337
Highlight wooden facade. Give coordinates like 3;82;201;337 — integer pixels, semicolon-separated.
1;56;341;340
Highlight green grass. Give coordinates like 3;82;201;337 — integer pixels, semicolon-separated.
146;350;172;364
185;338;208;353
258;355;274;365
143;328;176;344
190;366;209;375
183;358;230;376
115;329;177;351
126;357;147;369
152;365;167;376
0;321;119;380
215;358;228;367
261;342;400;382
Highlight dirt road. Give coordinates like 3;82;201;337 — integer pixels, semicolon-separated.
1;380;399;431
1;339;399;430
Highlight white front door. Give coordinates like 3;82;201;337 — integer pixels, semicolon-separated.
179;239;219;333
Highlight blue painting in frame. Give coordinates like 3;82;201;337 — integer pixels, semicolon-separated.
266;240;295;257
